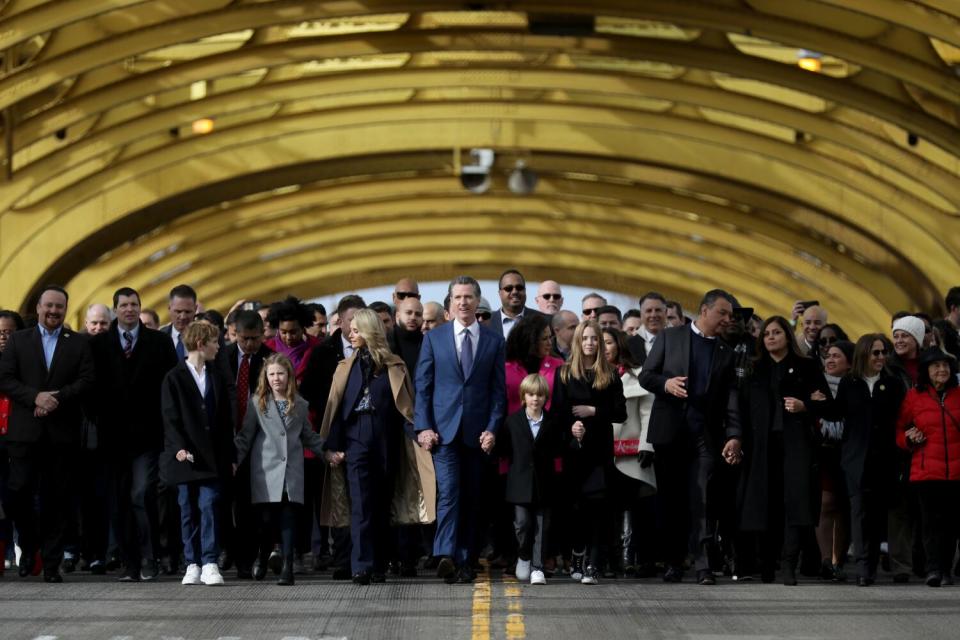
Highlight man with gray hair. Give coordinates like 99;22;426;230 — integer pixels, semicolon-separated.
535;280;563;315
581;292;607;322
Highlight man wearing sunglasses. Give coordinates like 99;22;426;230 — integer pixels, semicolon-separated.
391;277;421;307
581;293;607;323
534;280;564;315
490;269;543;339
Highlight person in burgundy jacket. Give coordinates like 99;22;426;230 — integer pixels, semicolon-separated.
896;348;960;587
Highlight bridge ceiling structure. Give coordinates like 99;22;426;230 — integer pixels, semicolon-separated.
0;1;958;334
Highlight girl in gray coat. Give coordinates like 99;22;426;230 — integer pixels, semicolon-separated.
234;353;324;585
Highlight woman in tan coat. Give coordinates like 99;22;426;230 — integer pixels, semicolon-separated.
318;309;435;584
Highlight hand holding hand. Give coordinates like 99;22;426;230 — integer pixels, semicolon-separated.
722;438;743;465
810;390;826;402
571;405;596;419
417;430;439;451
665;376;688;399
571;420;585;442
479;430;496;454
175;449;192;463
784;397;806;413
905;427;926;446
35;391;59;412
324;450;345;466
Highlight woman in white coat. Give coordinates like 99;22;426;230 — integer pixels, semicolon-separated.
234;353;325;586
603;328;657;576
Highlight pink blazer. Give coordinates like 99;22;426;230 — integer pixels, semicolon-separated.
504;356;565;415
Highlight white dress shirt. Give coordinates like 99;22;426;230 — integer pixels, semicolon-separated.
500;309;525;339
453;318;479;365
186;360;207;397
637;325;658;354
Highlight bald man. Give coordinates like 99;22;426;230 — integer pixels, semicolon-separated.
85;304;112;336
535;280;564;315
798;305;827;356
392;277;421;306
422;301;446;334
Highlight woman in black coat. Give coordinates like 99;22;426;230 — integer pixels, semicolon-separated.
811;333;906;586
551;320;627;585
161;321;236;586
738;316;829;585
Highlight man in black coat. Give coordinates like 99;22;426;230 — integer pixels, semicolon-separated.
218;310;272;577
638;289;743;585
90;287;179;581
0;285;95;582
388;297;424;375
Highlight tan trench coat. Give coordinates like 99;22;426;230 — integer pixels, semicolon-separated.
317;352;436;527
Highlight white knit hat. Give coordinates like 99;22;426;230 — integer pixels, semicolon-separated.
892;316;925;347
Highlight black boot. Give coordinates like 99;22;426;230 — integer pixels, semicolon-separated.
254;551;269;581
277;557;294;586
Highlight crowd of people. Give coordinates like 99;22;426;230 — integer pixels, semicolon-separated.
1;273;959;591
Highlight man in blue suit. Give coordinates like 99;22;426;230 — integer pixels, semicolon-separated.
415;276;506;584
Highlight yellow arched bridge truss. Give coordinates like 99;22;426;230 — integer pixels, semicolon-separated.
0;1;958;335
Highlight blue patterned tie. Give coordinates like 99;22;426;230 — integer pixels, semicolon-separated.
176;334;186;360
460;328;473;378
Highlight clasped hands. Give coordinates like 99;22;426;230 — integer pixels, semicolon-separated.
416;429;496;453
34;391;59;418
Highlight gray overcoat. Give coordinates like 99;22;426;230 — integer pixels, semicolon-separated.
234;394;324;504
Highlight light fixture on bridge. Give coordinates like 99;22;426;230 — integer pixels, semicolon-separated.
507;160;538;195
797;49;823;72
192;118;215;135
460;148;495;194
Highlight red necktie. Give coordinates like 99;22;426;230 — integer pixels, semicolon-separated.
236;353;251;431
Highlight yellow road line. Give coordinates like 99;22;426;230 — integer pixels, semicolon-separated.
471;562;492;640
502;573;526;640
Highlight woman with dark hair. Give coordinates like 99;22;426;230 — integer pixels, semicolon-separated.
896;348;960;587
505;314;564;415
889;316;925;387
813;339;854;582
738;316;828;585
602;327;656;577
265;296;319;383
816;323;848;361
812;334;906;585
552;321;626;585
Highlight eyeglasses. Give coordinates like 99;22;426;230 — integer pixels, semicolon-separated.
582;307;601;316
819;336;838;346
501;285;525;293
871;349;888;357
395;291;420;300
540;293;561;300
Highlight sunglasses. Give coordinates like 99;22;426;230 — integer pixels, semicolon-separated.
871;349;888;357
501;285;525;293
395;291;420;300
582;307;601;316
819;336;838;346
476;312;491;321
540;293;561;300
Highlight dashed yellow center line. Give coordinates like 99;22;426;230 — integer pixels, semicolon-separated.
471;562;492;640
502;573;526;640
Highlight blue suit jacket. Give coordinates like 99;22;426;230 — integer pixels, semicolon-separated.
414;321;506;447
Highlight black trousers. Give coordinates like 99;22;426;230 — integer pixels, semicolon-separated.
344;412;395;573
114;450;161;570
917;481;960;576
5;440;73;571
655;435;714;572
849;489;885;579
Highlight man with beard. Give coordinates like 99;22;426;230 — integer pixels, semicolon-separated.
0;285;95;582
389;297;424;375
490;270;542;340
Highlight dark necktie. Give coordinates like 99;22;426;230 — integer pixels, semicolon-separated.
122;331;134;358
176;334;186;360
460;328;473;378
236;353;251;430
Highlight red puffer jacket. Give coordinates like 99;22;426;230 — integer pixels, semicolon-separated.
896;386;960;482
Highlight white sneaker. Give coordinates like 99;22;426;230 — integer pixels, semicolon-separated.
515;558;531;582
182;563;201;585
200;563;224;585
530;569;546;585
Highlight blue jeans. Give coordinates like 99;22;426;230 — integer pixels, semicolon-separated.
177;481;221;566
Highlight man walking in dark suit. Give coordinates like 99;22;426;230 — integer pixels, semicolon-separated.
219;310;272;577
489;270;543;340
0;285;95;582
415;276;506;583
90;287;179;581
638;289;743;585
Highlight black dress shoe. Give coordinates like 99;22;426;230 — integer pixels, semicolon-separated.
353;570;371;585
18;554;35;578
277;560;294;586
140;559;159;581
218;551;233;572
663;566;683;583
437;556;456;583
925;571;942;587
89;561;107;576
43;570;63;583
254;555;268;581
268;549;282;576
783;566;797;586
332;566;352;580
371;572;386;583
697;570;716;586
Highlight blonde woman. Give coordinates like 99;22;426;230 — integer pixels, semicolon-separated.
551;320;626;585
234;353;324;586
318;309;435;585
